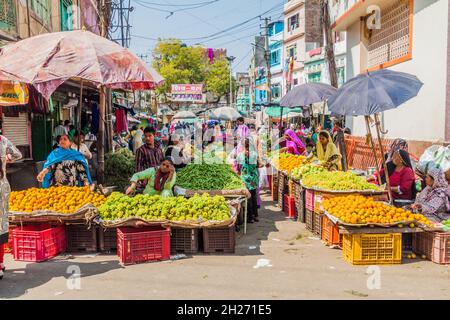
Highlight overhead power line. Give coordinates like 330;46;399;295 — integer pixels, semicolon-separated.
132;0;219;7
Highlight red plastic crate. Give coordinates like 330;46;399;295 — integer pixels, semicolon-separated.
268;174;273;191
4;225;16;254
412;231;450;264
117;226;170;265
13;224;66;262
305;189;314;211
283;195;296;218
321;215;340;246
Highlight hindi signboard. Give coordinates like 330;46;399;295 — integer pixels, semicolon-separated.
171;84;205;103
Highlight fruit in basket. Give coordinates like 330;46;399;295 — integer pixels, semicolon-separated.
9;186;106;213
290;163;325;180
99;192;231;222
301;171;381;191
271;153;307;174
322;195;433;226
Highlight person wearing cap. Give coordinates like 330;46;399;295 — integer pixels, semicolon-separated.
126;157;176;197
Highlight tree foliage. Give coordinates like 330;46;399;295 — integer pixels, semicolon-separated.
152;39;232;103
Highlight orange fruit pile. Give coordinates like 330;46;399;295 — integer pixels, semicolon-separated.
272;154;307;174
9;186;106;213
323;195;432;226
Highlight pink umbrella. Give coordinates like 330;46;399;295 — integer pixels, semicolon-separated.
0;29;163;99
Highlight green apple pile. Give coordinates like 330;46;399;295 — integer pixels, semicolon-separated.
301;171;381;191
99;192;231;222
290;163;325;181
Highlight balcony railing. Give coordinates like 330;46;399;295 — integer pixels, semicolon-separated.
0;0;16;32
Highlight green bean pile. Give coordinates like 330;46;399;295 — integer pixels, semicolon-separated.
176;164;245;190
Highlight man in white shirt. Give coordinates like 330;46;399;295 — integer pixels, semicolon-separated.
71;131;92;160
53;121;67;142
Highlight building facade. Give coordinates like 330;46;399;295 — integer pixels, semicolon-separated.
283;0;322;92
304;35;346;86
330;0;450;147
268;20;284;103
235;72;251;113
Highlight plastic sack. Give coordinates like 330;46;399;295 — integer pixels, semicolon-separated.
258;166;269;188
417;145;450;175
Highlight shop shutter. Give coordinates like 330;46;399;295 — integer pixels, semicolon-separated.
3;113;29;146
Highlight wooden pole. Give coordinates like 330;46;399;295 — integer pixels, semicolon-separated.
97;0;107;184
365;116;382;186
98;86;106;184
77;80;84;151
374;113;393;203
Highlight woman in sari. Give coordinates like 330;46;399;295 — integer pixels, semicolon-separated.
411;167;450;221
280;129;306;156
0;135;22;279
37;134;92;188
316;130;342;171
236;138;260;223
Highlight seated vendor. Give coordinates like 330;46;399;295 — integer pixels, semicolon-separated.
316;130;342;171
126;157;176;197
411;167;450;221
37;134;92;188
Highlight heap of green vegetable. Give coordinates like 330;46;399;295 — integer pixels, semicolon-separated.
105;148;135;191
176;163;245;190
99;192;230;221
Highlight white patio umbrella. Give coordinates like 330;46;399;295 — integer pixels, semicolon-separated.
210;107;241;121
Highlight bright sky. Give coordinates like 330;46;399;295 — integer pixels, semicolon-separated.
128;0;285;73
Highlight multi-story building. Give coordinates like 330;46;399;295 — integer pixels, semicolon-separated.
304;33;346;86
330;0;450;151
268;20;284;103
283;0;322;92
235;72;251;113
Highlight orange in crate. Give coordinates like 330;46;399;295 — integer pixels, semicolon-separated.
321;215;340;246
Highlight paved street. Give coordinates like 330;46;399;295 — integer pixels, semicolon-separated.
2;192;450;300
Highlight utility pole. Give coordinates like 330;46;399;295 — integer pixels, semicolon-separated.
226;56;236;107
261;17;272;104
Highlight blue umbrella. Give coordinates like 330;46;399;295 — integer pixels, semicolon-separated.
327;69;423;116
280;82;337;108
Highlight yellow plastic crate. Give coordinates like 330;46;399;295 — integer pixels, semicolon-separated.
342;233;402;265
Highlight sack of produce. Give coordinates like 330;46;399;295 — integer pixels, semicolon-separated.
105;148;135;192
417;145;450;176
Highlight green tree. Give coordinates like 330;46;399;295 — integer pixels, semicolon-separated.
153;39;206;100
152;39;232;104
204;58;233;103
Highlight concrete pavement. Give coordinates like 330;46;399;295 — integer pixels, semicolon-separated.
2;192;450;300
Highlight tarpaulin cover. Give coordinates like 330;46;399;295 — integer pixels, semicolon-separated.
0;30;164;99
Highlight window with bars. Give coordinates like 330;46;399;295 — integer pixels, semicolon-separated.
31;0;51;26
0;0;16;31
367;0;411;69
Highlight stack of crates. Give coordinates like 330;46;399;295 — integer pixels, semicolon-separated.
412;231;450;264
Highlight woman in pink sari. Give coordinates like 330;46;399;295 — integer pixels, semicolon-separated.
281;129;307;156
